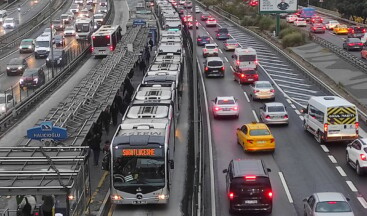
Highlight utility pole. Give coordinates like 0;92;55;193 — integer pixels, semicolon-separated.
49;0;54;78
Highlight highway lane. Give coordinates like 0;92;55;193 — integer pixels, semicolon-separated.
0;0;48;36
0;2;105;106
193;9;367;215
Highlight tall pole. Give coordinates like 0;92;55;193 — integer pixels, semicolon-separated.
49;0;54;78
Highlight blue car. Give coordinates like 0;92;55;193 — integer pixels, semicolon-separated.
197;35;210;46
216;28;230;40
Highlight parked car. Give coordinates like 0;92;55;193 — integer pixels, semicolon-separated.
6;58;28;76
343;38;364;51
19;68;46;89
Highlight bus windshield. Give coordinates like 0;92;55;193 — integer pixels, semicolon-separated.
76;23;90;32
112;148;165;188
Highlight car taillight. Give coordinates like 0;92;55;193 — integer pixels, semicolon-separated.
255;59;259;64
312;27;316;30
197;38;202;41
265;115;271;119
324;123;328;132
225;43;228;46
227;34;230;36
254;74;258;78
270;138;275;143
229;192;234;200
91;47;94;52
270;89;275;93
245;175;256;181
214;48;218;51
349;43;355;46
246;140;253;144
268;191;273;199
221;66;225;71
232;106;238;111
360;154;367;161
236;60;240;65
217;34;219;36
254;90;259;93
110;46;113;51
214;106;221;111
358;43;363;46
322;27;326;30
284;114;288;119
240;74;245;78
363;29;366;33
205;66;209;71
203;48;207;52
356;122;359;130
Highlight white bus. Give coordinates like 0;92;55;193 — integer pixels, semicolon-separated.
75;18;93;40
302;96;359;143
91;25;122;56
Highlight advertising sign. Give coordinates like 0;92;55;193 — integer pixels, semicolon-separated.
259;0;298;13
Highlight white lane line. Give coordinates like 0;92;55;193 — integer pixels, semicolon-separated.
357;197;367;209
244;92;250;103
299;116;304;121
252;110;259;122
219;49;223;54
290;104;296;109
278;172;294;203
286;99;292;104
320;145;330;153
295;109;300;115
278;84;319;93
206;30;210;35
328;155;337;164
283;90;314;97
273;79;313;87
291;97;310;102
230;66;234;72
210;36;214;40
266;69;299;76
261;65;293;71
224;57;228;62
197;59;217;216
336;166;347;176
346;181;358;192
270;74;305;81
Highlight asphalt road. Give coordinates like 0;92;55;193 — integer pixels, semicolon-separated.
193;8;367;216
0;0;48;36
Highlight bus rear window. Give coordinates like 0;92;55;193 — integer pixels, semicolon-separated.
93;36;110;47
239;55;256;62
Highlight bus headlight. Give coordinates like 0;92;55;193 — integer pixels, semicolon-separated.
158;194;168;200
111;195;122;200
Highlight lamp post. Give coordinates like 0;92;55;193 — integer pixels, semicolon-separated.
49;0;55;78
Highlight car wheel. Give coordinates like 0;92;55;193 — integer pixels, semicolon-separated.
314;131;323;144
356;163;364;175
346;152;350;164
237;137;241;145
237;78;241;85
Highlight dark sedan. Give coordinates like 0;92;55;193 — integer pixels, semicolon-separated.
197;35;210;46
343;38;364;51
46;49;66;67
6;58;28;76
19;68;46;89
216;28;230;40
53;35;65;47
310;23;325;34
348;26;366;38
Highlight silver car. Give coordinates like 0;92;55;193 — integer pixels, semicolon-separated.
259;102;288;125
212;96;239;118
303;192;354;216
223;39;239;51
250;81;275;100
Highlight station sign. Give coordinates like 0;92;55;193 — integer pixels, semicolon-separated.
133;19;146;26
27;121;68;140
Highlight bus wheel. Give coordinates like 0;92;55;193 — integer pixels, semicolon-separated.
314;131;323;144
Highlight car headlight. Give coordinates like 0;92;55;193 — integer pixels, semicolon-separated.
1;106;5;111
19;46;21;49
28;45;32;49
34;78;38;83
18;66;22;69
19;78;24;83
59;58;62;61
6;67;10;70
46;58;49;61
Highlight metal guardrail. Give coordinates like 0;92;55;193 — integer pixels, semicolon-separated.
0;0;67;57
0;0;115;134
0;0;18;10
196;1;367;123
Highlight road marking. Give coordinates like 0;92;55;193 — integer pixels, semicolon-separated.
273;79;313;87
336;166;347;176
290;104;296;109
210;36;213;40
261;64;293;71
283;90;315;97
243;92;250;103
278;172;294;203
299;116;304;121
219;49;223;54
286;99;292;104
294;109;300;115
346;181;358;192
252;110;259;122
278;84;319;93
320;145;329;153
328;155;337;164
357;197;367;208
270;74;305;81
224;57;228;62
230;66;234;72
197;59;217;216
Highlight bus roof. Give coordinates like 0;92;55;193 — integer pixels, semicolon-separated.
92;25;121;36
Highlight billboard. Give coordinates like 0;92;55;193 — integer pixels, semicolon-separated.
259;0;298;13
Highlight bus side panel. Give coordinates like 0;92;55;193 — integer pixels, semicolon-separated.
327;106;358;138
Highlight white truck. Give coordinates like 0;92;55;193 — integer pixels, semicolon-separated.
232;47;258;71
301;96;359;143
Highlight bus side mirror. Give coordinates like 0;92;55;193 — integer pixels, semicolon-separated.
169;160;174;169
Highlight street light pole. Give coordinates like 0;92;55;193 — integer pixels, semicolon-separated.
49;0;54;78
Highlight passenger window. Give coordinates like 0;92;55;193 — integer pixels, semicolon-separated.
241;126;248;134
353;141;361;150
308;196;315;208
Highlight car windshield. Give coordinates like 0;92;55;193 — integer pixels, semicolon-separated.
339;25;347;28
8;58;22;65
364;147;367;153
21;41;33;46
208;18;215;21
240;69;256;74
4;20;13;24
94;15;104;19
249;129;271;136
208;61;222;66
23;70;38;77
217;99;235;105
36;41;49;47
61;15;68;19
218;29;228;33
349;38;361;42
65;26;74;30
53;20;61;24
199;36;209;39
268;106;285;112
256;83;272;88
330;21;339;24
226;40;237;44
315;201;352;212
206;45;216;49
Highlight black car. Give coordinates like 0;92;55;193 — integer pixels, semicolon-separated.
223;159;273;215
6;58;28;76
19;68;46;89
348;26;366;38
52;19;64;31
216;28;230;40
197;35;210;46
53;35;65;47
203;57;225;77
46;49;66;67
343;38;364;51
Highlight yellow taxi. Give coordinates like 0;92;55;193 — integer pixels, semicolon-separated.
236;122;275;152
333;24;349;35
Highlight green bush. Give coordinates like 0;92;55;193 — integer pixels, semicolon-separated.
241;16;256;26
281;32;305;48
278;28;297;39
258;16;275;31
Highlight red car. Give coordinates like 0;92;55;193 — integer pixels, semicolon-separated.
310;16;323;23
310;23;326;33
233;68;259;84
182;15;193;23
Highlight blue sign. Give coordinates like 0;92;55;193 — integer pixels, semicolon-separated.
133;19;146;26
27;121;68;140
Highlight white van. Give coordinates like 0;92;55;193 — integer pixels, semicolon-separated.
301;96;359;143
0;10;7;24
34;34;51;58
232;47;258;71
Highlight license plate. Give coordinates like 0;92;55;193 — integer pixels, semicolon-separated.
223;108;230;111
213;70;218;72
133;201;147;204
245;200;258;204
328;130;340;134
257;141;266;144
248;79;253;81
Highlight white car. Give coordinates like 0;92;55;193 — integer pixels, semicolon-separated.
212;96;239;118
206;17;217;27
193;6;200;13
179;0;185;5
202;43;218;57
43;27;57;36
63;25;76;36
259;102;289;125
286;14;298;23
294;18;307;27
346;138;367;175
325;20;340;30
99;5;108;13
250;81;275;101
3;18;15;29
304;192;354;216
0;93;14;114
